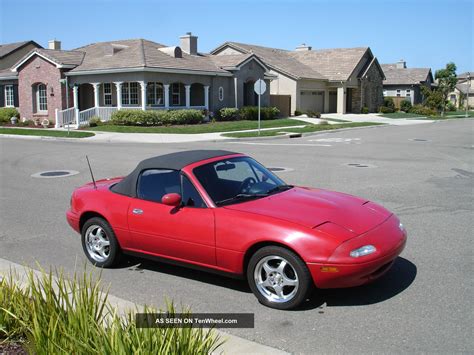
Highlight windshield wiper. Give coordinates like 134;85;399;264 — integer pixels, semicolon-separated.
266;184;294;195
216;193;268;206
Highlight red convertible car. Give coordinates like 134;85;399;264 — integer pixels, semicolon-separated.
67;150;407;309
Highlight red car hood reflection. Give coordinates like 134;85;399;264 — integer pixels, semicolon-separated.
224;187;391;235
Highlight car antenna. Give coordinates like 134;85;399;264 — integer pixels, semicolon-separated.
86;155;97;190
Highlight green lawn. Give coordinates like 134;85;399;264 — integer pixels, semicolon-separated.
223;122;383;138
0;127;95;138
87;118;307;134
379;112;425;119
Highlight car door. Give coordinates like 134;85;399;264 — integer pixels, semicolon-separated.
127;169;216;266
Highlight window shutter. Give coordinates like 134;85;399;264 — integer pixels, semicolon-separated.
0;85;4;107
13;84;19;107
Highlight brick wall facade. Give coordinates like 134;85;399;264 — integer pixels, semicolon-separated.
17;55;72;123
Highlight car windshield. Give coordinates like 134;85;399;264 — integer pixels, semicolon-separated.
193;157;292;206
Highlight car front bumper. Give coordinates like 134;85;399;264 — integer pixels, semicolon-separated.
307;215;407;289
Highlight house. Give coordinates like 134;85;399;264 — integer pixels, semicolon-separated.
448;72;472;109
381;60;434;107
210;42;386;115
0;40;41;108
10;33;273;126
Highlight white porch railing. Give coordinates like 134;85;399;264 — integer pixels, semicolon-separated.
55;107;76;128
96;107;118;121
78;107;96;127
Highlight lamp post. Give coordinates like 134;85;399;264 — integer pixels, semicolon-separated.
466;72;470;118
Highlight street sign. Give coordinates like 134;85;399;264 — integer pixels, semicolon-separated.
254;79;266;136
254;79;267;95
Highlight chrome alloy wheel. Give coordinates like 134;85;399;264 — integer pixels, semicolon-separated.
254;255;299;303
85;225;111;262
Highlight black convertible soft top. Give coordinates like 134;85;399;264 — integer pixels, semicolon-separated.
111;150;238;197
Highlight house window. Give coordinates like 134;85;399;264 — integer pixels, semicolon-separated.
218;87;224;101
4;85;14;107
383;90;387;96
406;89;411;97
172;83;181;105
122;82;139;105
36;83;47;112
147;82;164;106
103;83;112;106
396;89;401;97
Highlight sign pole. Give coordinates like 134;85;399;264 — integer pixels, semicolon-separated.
254;78;266;137
258;81;261;136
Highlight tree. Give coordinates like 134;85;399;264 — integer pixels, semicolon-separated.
421;86;445;112
435;62;458;116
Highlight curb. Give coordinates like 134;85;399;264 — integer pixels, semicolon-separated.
0;134;94;142
0;258;290;355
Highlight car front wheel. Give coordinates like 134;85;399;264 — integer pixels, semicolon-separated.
247;246;313;310
81;217;120;268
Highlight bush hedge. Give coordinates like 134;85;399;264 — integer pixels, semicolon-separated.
217;107;239;121
361;106;369;114
238;106;280;120
409;104;437;116
379;106;395;114
383;97;396;111
110;109;204;126
0;107;19;124
400;100;412;112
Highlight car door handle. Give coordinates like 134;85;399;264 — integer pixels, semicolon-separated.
132;208;143;215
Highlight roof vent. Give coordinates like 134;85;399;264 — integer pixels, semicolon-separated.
295;43;312;51
48;39;61;50
158;46;182;58
104;43;128;56
180;32;198;55
396;59;406;69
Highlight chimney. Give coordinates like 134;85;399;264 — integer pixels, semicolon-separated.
179;32;198;55
295;43;312;51
396;59;406;69
48;39;61;50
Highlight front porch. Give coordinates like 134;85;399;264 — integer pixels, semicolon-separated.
56;81;210;128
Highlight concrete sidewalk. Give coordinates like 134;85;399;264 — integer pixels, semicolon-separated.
320;113;432;126
0;258;289;355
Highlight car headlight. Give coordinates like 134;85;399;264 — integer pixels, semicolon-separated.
350;245;376;258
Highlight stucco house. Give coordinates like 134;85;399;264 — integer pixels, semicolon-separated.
210;42;385;115
0;40;41;108
10;33;273;127
381;60;434;107
448;72;472;109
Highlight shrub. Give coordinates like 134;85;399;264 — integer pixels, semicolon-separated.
110;109;204;126
294;110;303;116
88;116;102;127
238;106;279;120
217;107;240;121
0;268;222;354
400;100;412;113
446;101;456;112
306;110;321;118
0;107;19;124
383;97;396;111
379;106;394;114
409;104;437;116
361;106;369;114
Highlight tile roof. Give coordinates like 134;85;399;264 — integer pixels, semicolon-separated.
69;39;229;74
35;48;85;66
457;72;472;80
0;67;17;79
0;41;40;58
207;53;254;68
456;83;471;94
381;64;432;85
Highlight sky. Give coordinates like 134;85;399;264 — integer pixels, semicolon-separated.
1;0;473;73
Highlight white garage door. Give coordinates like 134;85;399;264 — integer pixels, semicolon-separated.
299;91;324;112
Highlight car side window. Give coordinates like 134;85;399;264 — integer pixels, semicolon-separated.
137;169;180;203
182;175;206;208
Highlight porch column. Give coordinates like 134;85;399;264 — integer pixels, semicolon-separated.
73;85;79;109
164;84;170;108
139;81;147;110
185;85;191;108
91;82;100;108
337;84;346;114
234;77;238;108
114;82;123;110
204;85;210;110
323;89;330;113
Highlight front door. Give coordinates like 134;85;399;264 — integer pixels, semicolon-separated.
346;88;353;113
127;169;216;266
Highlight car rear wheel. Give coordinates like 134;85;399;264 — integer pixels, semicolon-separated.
81;217;120;268
247;246;312;310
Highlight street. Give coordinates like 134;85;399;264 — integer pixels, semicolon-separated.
0;120;472;353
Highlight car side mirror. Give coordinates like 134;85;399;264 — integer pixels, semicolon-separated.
162;193;182;207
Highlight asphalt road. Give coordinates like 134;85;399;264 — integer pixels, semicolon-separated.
1;120;472;354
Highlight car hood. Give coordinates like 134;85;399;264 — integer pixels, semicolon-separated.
224;187;392;236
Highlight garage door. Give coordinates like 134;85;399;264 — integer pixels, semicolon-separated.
299;91;324;112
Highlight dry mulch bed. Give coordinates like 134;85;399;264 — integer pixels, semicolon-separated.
0;342;28;355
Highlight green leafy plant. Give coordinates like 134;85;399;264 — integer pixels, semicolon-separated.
88;116;103;127
294;110;303;116
383;97;396;111
238;106;280;120
361;107;369;114
306;111;321;118
400;100;412;112
379;106;394;114
409;104;437;116
0;108;19;124
109;109;204;126
446;101;456;112
435;62;458;116
217;107;240;121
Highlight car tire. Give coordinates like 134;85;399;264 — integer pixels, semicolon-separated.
247;246;313;310
81;217;121;268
